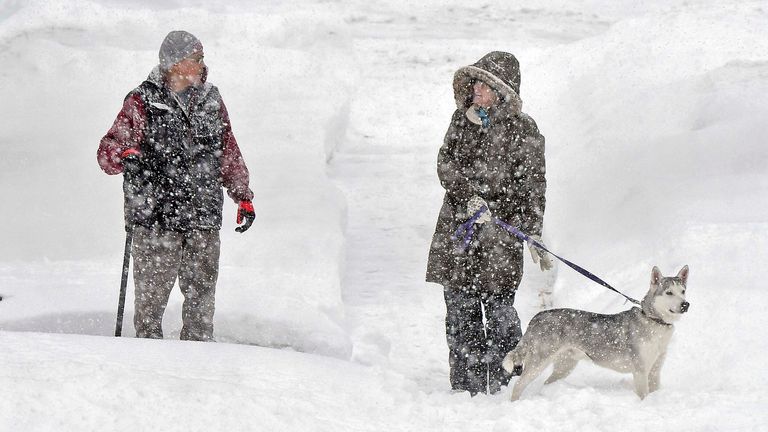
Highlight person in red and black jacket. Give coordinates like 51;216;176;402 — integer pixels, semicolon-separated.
98;30;255;341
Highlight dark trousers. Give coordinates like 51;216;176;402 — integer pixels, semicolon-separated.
443;285;522;394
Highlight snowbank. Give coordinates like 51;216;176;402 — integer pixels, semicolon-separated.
524;3;768;305
0;331;395;431
519;2;768;401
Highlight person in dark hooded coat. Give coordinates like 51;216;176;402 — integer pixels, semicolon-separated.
426;51;553;395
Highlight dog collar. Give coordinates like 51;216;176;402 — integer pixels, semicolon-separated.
641;310;672;327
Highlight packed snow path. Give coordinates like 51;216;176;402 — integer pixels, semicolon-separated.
328;4;608;391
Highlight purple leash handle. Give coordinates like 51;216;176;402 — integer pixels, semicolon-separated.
451;206;487;251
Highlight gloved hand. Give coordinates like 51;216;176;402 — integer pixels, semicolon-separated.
235;200;255;233
121;148;143;180
527;234;553;272
466;195;492;224
120;149;146;230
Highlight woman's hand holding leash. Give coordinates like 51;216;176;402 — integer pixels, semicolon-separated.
467;195;492;224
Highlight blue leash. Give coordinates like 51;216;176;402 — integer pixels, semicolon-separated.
453;207;640;305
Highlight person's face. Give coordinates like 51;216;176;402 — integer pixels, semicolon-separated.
168;51;205;87
472;80;498;108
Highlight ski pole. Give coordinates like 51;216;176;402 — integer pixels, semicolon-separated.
114;226;134;337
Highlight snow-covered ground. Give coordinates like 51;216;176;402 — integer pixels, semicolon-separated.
1;1;767;430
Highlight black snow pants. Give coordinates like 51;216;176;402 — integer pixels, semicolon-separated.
443;284;522;395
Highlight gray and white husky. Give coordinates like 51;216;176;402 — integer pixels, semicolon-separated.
502;265;690;400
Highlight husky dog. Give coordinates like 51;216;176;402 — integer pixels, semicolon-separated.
502;265;689;400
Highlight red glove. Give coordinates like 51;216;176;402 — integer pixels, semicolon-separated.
236;200;255;233
120;148;141;159
120;148;143;178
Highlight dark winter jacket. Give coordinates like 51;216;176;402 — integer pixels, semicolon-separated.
426;52;546;292
98;67;253;231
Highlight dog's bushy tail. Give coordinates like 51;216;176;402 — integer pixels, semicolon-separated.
502;342;527;376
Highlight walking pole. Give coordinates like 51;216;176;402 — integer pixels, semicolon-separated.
115;226;134;337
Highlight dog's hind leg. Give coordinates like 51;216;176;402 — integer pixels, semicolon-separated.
544;349;579;385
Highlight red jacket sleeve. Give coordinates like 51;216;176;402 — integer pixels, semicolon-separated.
97;93;146;175
219;100;254;203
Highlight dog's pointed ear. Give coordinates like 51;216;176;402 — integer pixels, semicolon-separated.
677;265;689;285
651;266;662;286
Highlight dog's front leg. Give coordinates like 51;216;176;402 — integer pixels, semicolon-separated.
632;370;650;399
648;352;666;393
509;360;541;401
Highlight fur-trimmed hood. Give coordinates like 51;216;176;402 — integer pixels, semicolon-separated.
453;51;523;115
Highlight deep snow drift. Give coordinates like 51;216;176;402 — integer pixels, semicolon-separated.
1;1;767;431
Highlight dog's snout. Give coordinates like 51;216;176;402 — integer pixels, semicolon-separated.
680;301;690;313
